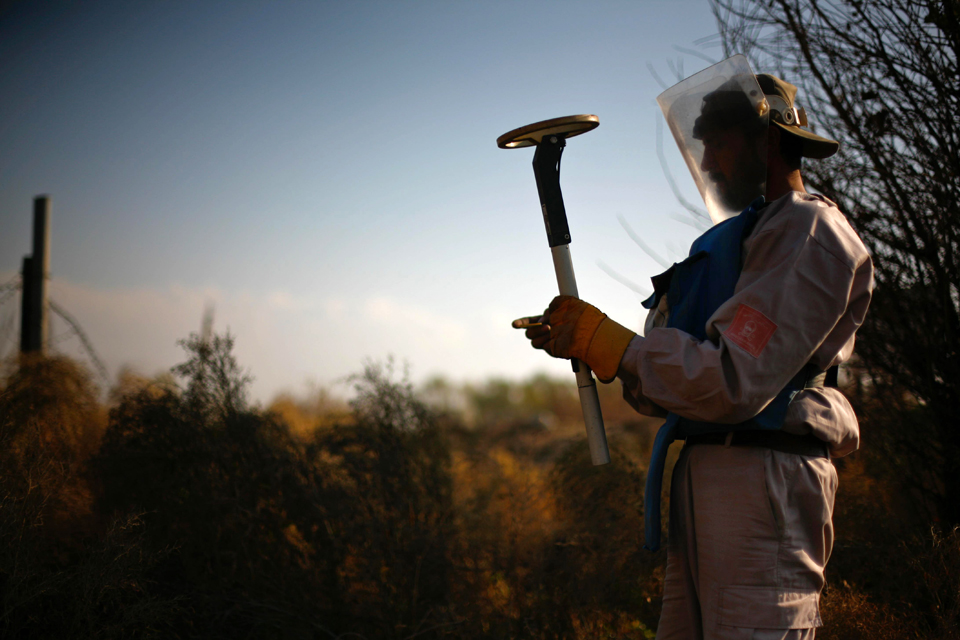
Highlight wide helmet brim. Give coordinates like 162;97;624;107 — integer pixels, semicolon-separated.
773;121;839;159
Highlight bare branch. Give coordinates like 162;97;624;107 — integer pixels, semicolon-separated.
596;259;652;297
672;45;720;66
616;215;671;269
646;62;670;91
655;116;711;223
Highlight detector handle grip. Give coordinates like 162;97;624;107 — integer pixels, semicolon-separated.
532;135;573;248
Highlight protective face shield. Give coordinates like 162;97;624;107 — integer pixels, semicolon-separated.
657;55;770;223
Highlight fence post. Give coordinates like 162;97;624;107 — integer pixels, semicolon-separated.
20;196;51;354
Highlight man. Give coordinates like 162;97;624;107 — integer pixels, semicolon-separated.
515;57;873;639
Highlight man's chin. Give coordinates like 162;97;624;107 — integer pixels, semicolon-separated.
714;192;753;212
719;182;763;211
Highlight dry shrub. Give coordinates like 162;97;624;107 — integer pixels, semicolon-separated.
0;356;177;638
267;385;350;437
1;354;104;464
818;584;914;640
96;346;458;638
0;355;104;546
94;337;334;638
544;440;662;631
908;527;960;639
0;509;179;639
108;366;177;406
825;449;960;639
450;446;557;630
302;360;456;638
569;609;656;640
24;345;960;639
828;453;915;607
55;513;180;639
446;427;662;639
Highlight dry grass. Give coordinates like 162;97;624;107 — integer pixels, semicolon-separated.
1;347;957;638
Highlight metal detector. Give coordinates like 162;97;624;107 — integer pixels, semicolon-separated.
497;114;610;466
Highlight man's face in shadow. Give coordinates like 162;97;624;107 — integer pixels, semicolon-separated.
699;126;766;211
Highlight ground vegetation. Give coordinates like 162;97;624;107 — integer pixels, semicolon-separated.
1;333;956;637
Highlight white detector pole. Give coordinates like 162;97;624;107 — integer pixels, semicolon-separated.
497;115;610;466
551;244;610;465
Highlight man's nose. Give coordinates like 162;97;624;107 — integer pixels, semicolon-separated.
700;147;716;172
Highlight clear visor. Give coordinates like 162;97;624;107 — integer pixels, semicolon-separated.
656;55;770;223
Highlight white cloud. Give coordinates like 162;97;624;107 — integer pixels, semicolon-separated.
324;298;347;319
266;291;320;311
363;296;466;346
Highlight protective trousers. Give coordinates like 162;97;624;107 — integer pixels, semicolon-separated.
655;443;836;640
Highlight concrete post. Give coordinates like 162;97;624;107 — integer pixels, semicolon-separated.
19;196;51;354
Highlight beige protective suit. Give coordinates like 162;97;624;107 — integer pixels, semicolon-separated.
617;191;873;639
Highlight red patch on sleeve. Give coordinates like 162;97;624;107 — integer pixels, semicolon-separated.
723;304;777;358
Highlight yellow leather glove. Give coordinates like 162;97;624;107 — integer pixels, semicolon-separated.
513;295;636;383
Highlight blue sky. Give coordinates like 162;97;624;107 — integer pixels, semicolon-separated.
1;0;726;402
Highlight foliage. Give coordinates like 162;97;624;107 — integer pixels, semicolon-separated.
171;331;252;422
543;443;660;634
267;384;350;437
4;334;959;637
905;526;960;639
92;339;459;638
1;354;103;463
298;359;457;637
0;355;103;554
0;356;177;638
95;334;353;636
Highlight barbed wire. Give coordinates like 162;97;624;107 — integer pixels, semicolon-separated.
48;299;109;384
0;311;16;344
0;273;21;293
0;278;21;308
0;277;110;386
0;282;19;363
0;305;17;362
49;326;80;346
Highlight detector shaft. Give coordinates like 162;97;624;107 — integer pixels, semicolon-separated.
551;244;611;465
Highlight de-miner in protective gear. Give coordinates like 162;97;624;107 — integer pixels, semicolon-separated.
515;55;873;639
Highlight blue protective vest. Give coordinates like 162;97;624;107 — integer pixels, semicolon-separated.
640;198;807;551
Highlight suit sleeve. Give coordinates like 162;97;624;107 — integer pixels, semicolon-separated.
619;221;864;424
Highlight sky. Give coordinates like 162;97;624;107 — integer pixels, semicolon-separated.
0;0;727;403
